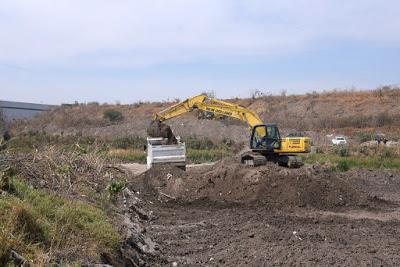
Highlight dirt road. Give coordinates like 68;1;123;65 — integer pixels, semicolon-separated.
149;204;400;266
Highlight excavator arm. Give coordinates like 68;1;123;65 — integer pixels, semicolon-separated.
154;95;207;121
154;94;264;130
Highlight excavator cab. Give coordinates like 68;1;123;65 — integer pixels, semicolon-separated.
250;124;281;152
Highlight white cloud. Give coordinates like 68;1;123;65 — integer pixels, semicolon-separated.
0;0;399;68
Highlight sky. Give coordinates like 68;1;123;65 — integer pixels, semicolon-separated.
0;0;399;104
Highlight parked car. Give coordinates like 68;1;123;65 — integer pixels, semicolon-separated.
332;136;347;145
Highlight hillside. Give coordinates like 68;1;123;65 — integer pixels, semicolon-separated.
10;86;400;145
2;87;400;265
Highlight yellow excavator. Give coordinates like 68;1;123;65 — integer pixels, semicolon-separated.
147;94;311;168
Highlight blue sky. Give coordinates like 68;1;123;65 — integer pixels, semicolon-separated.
0;0;399;104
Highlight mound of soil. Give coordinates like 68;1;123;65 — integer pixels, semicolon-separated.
131;158;371;210
130;165;189;198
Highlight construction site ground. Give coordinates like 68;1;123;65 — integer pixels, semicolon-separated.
122;160;400;266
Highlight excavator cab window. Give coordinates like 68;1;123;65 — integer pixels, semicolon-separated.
251;124;281;151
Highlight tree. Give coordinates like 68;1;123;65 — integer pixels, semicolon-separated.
0;109;5;132
103;109;124;122
201;90;216;98
249;89;264;100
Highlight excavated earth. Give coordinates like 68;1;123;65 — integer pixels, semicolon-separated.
127;159;400;266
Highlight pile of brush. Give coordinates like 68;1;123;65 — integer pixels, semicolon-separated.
0;145;126;194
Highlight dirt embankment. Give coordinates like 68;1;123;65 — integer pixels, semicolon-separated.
129;158;383;211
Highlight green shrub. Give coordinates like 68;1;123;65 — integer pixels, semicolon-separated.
375;111;392;127
358;146;369;155
132;101;145;108
107;179;127;198
380;148;393;159
185;136;214;150
80;135;96;145
103;109;123;122
221;137;235;148
0;167;16;191
339;147;349;157
112;136;146;149
337;160;350;172
357;132;374;143
332;146;349;157
187;149;233;163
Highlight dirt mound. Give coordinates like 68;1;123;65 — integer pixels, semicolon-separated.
131;159;372;210
130;164;189;198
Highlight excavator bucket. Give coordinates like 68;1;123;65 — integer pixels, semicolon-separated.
147;120;162;137
146;120;177;145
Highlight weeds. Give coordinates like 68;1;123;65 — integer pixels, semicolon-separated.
0;177;121;264
0;144;125;199
336;160;350;172
380;148;393;159
187;149;233;164
185;135;236;151
109;148;146;163
339;147;349;157
357;132;374;143
112;136;146;150
305;152;400;170
185;135;215;150
6;131;98;152
331;146;349;157
358;146;369;155
107;179;127;199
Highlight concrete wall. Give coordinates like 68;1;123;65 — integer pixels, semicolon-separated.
0;100;56;121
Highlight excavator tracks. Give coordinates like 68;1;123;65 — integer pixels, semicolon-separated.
282;155;304;168
241;152;267;167
241;152;303;168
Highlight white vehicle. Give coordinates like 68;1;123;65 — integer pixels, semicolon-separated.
331;136;347;145
146;137;186;170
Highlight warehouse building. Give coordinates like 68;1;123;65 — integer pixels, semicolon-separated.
0;100;55;121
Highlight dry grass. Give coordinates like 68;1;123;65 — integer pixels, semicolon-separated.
0;144;125;195
109;148;146;163
7;86;400;146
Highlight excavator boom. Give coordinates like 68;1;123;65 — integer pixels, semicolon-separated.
155;94;264;131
